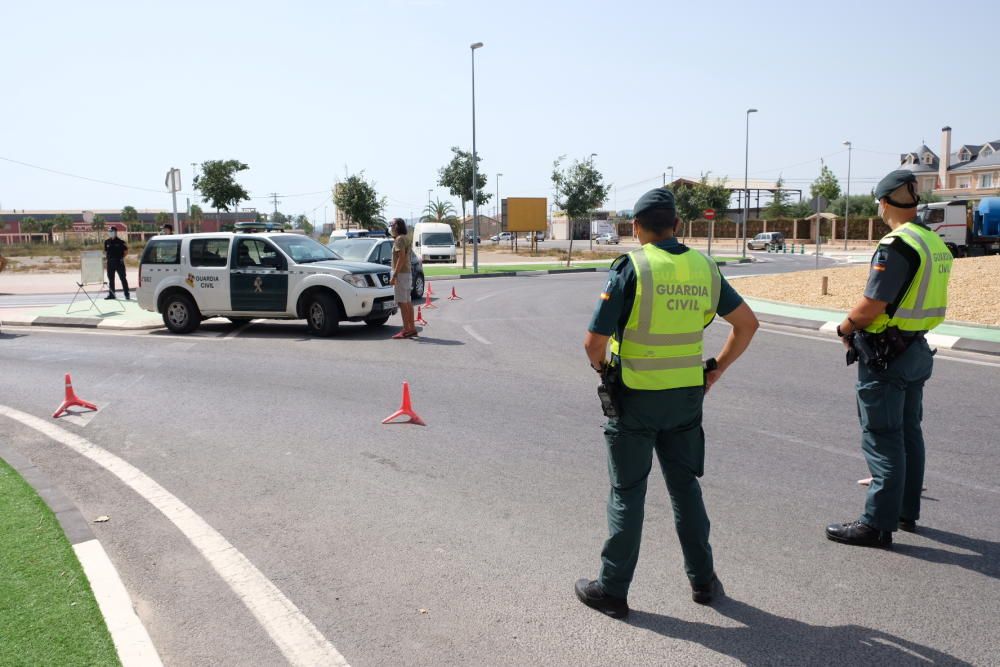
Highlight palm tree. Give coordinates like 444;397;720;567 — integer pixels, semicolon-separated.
422;199;460;239
189;204;204;232
20;217;40;241
52;215;73;244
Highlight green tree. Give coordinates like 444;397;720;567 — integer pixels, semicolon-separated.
763;176;792;219
825;194;879;218
438;147;492;265
787;200;815;218
192;159;251;224
270;211;289;226
188;204;204;232
294;214;314;235
918;191;942;204
90;215;106;241
421;199;460;239
121;205;139;227
674;173;731;225
155;211;171;229
52;214;73;243
551;155;610;266
333;173;386;230
810;161;842;204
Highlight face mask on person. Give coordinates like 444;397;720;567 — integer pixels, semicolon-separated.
109;229;117;238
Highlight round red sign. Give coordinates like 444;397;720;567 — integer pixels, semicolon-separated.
704;209;716;220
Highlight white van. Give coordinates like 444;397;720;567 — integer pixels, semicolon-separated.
411;222;457;263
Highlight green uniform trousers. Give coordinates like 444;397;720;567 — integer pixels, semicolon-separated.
598;385;713;598
857;337;934;532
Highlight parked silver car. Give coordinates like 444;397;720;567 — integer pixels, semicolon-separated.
747;232;785;251
595;232;620;244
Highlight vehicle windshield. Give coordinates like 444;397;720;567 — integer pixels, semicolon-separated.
271;235;341;263
328;239;377;261
422;232;454;246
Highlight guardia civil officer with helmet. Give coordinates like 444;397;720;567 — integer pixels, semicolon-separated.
826;170;953;548
575;188;759;619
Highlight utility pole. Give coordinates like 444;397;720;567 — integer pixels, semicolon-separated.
269;193;281;220
470;41;484;274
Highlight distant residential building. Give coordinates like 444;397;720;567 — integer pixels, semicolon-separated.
899;126;1000;198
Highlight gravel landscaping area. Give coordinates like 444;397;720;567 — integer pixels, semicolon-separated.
737;255;1000;326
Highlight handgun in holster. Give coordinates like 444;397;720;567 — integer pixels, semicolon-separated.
846;331;888;372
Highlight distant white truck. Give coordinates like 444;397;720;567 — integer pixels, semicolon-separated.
917;198;1000;257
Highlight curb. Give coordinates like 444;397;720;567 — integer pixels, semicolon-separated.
754;312;1000;357
1;315;163;330
0;442;163;666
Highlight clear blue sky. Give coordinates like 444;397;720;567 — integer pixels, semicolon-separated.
2;0;998;221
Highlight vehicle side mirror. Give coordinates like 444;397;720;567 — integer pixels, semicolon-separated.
414;240;420;247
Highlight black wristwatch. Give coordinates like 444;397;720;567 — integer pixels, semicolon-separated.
704;357;718;372
836;324;847;338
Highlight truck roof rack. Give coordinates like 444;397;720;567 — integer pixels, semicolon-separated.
234;222;285;233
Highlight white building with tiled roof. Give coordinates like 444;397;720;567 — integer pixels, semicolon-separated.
900;127;1000;199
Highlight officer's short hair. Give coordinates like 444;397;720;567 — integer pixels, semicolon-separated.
635;207;677;234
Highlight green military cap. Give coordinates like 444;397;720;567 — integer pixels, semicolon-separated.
633;188;676;217
874;169;919;206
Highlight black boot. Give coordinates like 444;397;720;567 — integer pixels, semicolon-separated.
826;520;892;548
898;518;917;533
691;574;723;605
574;579;629;619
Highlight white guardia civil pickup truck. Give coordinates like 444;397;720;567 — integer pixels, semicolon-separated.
138;230;397;336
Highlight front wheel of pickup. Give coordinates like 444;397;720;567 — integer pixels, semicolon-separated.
305;292;341;337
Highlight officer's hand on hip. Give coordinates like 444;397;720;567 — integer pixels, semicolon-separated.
705;369;722;394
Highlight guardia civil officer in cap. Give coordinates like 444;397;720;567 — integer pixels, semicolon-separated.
575;188;759;619
103;226;130;300
826;170;953;548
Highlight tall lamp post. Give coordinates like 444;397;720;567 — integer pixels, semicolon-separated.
666;166;674;187
842;140;852;251
427;188;433;206
589;153;598;251
496;172;503;237
470;41;484;273
742;108;758;258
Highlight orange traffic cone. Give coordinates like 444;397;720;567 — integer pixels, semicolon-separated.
427;281;434;296
423;290;437;309
447;286;462;300
415;307;429;326
381;381;426;426
52;373;98;419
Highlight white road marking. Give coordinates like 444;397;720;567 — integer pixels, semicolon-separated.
463;325;491;345
474;292;499;303
0;406;350;667
73;538;163;666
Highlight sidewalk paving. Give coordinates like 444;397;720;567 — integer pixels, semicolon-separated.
1;300;163;330
746;296;1000;356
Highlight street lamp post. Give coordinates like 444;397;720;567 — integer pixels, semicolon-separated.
470;41;484;273
589;153;597;252
667;166;674;187
496;172;502;238
427;189;433;206
843;140;852;251
742;108;758;258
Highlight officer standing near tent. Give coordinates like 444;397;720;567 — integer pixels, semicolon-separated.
575;188;759;619
103;226;130;300
826;170;953;548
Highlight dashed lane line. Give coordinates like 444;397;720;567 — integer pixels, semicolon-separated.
0;405;350;667
462;325;492;345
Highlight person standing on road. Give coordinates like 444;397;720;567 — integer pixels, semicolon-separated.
103;226;130;300
389;218;417;339
826;170;953;548
160;223;173;235
575;188;759;619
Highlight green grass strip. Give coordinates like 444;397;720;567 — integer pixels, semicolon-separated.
0;459;120;666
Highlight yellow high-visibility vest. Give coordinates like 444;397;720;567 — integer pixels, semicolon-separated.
610;244;720;390
865;222;952;334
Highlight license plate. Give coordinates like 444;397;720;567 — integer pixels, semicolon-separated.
380;300;396;311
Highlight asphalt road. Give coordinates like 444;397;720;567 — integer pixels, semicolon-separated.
1;272;997;666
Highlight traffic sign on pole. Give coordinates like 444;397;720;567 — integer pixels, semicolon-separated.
704;209;716;220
